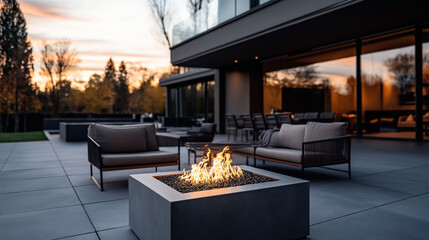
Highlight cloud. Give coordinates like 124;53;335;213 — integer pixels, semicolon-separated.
79;50;167;60
20;1;84;21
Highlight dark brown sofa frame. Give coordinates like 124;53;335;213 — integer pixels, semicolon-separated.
231;136;351;178
87;136;180;191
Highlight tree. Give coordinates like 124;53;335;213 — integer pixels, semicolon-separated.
114;61;130;113
102;58;116;113
0;0;34;132
129;67;165;114
265;65;319;89
385;53;415;103
385;53;415;89
148;0;172;48
188;0;204;13
103;58;116;85
40;39;79;114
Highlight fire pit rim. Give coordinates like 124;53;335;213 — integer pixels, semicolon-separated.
129;165;308;201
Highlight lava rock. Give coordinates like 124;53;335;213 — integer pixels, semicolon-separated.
155;170;279;193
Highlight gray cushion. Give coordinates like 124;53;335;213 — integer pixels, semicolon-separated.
117;124;159;151
143;124;159;151
102;151;179;167
89;124;147;153
256;147;302;163
230;146;255;155
269;131;280;147
278;124;306;150
199;123;216;135
89;123;160;152
304;122;347;142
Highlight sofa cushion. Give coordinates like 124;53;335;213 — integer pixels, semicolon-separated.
304;122;347;142
89;124;147;153
102;151;179;167
89;123;160;152
269;131;281;147
143;124;159;151
278;124;306;150
230;146;255;155
256;147;302;163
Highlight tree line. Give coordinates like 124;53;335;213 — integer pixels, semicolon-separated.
0;0;167;132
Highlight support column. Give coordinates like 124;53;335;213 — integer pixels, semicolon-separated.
356;39;363;137
415;25;423;141
215;69;226;133
249;62;264;114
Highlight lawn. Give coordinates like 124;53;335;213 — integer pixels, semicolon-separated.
0;131;47;143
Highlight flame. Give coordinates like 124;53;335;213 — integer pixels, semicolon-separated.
180;146;243;185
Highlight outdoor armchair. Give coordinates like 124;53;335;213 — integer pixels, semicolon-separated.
87;123;180;191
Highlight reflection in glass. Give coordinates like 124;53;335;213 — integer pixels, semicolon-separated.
361;44;416;138
172;0;273;45
264;56;356;132
168;80;215;123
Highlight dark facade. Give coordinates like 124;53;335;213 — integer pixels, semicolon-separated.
161;0;429;140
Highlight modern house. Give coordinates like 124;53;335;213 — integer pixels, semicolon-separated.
159;0;429;141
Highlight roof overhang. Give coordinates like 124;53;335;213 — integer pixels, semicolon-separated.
170;0;429;69
159;68;216;87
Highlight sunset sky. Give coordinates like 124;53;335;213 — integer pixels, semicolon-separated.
19;0;189;87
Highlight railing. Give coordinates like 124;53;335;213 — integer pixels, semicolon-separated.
171;0;273;46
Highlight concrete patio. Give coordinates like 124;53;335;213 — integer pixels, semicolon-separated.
0;134;428;240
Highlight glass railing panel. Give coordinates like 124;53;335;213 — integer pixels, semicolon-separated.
172;0;274;46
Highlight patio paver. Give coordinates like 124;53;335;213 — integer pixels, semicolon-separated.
0;136;428;239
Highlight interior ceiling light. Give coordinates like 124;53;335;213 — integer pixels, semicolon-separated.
234;60;238;63
255;56;259;60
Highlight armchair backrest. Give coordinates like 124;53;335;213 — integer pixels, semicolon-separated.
225;114;238;128
88;123;159;153
199;123;217;138
241;114;254;129
265;114;279;129
253;113;267;130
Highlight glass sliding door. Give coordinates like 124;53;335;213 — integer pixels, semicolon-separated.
167;79;215;125
263;43;357;133
361;30;416;139
422;28;429;139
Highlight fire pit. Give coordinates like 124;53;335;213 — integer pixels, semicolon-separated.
129;147;309;240
157;146;278;193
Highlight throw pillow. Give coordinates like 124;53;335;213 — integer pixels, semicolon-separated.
304;121;348;142
278;124;306;150
93;124;148;153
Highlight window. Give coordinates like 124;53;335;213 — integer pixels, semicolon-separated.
361;30;415;139
264;43;356;133
167;80;215;124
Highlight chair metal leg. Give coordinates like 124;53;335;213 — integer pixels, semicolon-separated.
348;162;352;179
188;149;191;164
263;160;266;165
254;157;256;167
90;164;104;191
246;156;249;165
155;166;158;172
100;170;103;191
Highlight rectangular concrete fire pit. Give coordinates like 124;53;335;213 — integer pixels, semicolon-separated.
129;165;309;240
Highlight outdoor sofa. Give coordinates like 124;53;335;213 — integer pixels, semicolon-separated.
231;122;351;178
87;123;180;191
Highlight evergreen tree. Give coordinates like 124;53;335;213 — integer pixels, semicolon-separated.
103;58;116;85
115;61;130;113
102;58;116;113
0;0;33;132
